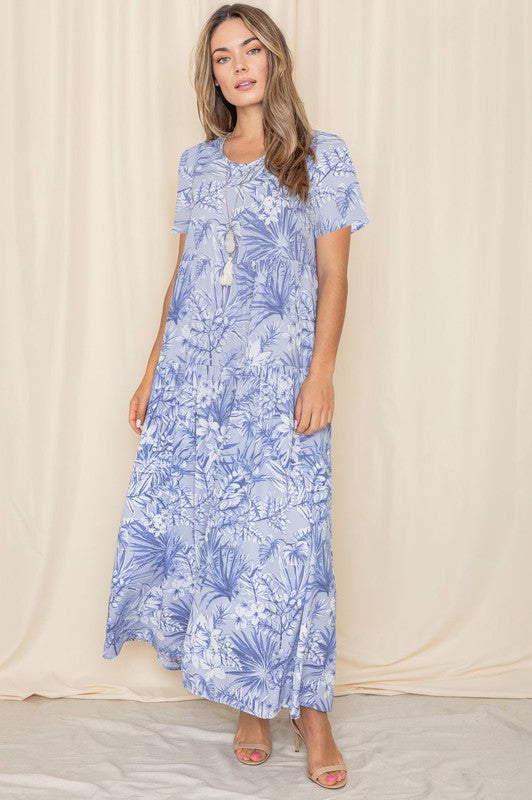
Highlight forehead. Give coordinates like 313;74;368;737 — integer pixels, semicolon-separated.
210;18;258;51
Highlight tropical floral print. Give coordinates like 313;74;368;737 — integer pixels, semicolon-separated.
102;130;369;719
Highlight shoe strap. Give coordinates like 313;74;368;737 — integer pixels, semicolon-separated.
233;741;272;755
290;718;305;738
309;764;347;781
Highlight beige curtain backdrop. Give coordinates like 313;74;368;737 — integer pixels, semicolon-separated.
1;0;531;702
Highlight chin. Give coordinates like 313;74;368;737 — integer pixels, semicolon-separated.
230;85;263;100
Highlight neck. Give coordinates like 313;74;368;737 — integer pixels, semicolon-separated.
229;106;264;142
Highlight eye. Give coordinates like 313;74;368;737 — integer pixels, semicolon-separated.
215;47;261;64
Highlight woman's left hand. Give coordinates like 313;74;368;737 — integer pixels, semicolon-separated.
294;371;334;435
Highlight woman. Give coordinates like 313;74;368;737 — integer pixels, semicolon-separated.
103;2;369;790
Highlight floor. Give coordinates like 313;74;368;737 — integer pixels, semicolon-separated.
0;693;530;799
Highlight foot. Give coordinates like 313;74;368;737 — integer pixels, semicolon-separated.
234;710;272;764
297;706;347;787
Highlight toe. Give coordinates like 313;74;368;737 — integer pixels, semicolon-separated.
320;770;346;786
236;746;268;762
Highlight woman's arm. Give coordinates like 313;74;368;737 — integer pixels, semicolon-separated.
128;233;187;433
294;226;351;435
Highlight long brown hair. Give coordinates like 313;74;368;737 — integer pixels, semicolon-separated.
193;3;317;202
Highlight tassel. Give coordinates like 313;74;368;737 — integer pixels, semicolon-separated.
220;255;234;286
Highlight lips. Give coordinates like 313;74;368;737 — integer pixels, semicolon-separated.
234;79;256;88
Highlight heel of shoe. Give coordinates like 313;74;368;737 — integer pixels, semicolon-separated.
291;717;304;752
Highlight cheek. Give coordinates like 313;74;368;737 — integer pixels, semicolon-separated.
258;54;269;81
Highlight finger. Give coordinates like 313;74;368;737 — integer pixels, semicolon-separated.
305;407;324;435
129;417;143;435
129;398;144;435
136;403;148;432
129;397;139;426
294;402;309;433
296;407;314;434
294;397;302;430
321;409;331;430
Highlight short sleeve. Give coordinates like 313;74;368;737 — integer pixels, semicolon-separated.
311;133;369;239
171;145;199;234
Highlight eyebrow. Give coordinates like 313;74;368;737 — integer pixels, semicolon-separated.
212;36;260;56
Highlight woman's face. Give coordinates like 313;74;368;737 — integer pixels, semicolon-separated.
211;18;268;109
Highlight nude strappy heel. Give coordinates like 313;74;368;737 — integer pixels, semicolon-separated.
233;710;272;765
290;716;347;789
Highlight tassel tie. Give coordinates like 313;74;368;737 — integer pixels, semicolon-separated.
220;254;234;285
221;227;237;286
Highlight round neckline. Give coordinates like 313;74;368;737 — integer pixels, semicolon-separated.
218;133;265;167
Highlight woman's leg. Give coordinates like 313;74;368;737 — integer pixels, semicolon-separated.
297;706;346;786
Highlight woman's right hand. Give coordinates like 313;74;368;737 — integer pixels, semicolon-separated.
128;374;154;435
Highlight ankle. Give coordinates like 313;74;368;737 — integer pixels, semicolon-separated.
299;707;330;727
239;710;268;722
236;711;271;738
299;706;327;718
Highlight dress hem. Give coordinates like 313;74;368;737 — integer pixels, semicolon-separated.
103;633;332;720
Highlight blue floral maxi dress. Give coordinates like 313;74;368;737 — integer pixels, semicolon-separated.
102;129;369;719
